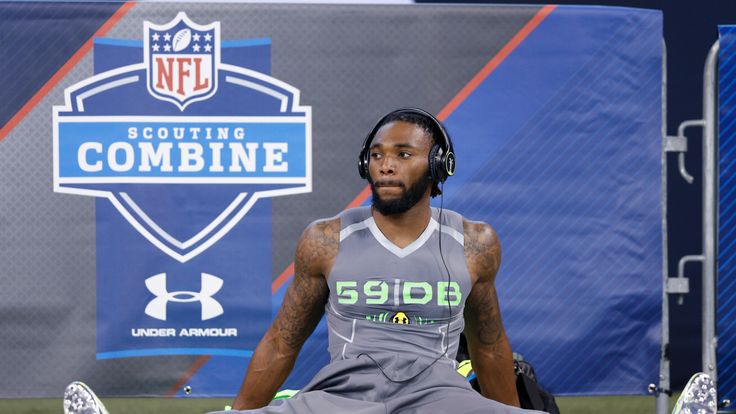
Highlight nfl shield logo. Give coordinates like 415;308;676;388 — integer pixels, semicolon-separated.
144;12;218;110
53;9;311;362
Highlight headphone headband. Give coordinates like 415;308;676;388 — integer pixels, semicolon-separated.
357;107;456;182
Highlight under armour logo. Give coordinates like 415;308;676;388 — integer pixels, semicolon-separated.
144;273;224;321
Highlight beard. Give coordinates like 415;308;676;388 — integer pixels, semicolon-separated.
371;174;432;216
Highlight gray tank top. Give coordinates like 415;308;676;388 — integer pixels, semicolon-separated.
325;206;472;377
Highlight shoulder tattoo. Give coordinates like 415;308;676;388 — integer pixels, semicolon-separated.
463;220;501;283
294;218;340;277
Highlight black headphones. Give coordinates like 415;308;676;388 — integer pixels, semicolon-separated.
357;107;456;183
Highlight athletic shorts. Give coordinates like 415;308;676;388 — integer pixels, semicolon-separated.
210;355;545;414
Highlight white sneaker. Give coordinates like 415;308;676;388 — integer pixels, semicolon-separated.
63;381;110;414
672;372;717;414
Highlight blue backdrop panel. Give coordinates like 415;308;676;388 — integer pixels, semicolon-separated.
0;3;662;398
440;7;663;395
718;24;736;406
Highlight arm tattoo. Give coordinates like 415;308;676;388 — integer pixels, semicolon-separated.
273;219;338;350
464;221;505;348
465;281;504;347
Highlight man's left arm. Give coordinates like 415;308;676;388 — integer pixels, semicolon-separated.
463;220;520;407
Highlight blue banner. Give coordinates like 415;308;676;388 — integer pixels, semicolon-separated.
51;13;312;360
0;3;663;398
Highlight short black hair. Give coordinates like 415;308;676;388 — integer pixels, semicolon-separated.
374;111;443;197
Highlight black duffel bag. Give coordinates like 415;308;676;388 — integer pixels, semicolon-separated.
514;359;560;414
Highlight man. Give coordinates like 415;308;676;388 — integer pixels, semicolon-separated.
219;108;540;414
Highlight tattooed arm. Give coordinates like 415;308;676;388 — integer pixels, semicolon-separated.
463;220;520;407
232;218;338;410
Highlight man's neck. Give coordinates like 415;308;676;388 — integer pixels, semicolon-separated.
372;196;432;248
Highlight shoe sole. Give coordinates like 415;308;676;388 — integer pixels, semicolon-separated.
672;372;717;414
63;381;109;414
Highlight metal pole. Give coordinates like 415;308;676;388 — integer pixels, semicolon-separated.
703;40;719;382
657;39;670;414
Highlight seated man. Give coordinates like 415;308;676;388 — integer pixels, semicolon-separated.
217;108;541;414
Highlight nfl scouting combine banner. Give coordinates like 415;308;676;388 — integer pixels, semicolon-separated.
0;3;661;398
54;12;310;360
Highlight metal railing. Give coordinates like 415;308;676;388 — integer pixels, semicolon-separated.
657;40;721;413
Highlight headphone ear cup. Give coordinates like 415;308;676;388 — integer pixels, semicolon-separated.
358;148;369;179
444;151;456;178
428;144;444;182
358;131;373;179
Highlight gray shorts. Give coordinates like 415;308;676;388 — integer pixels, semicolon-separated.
210;355;545;414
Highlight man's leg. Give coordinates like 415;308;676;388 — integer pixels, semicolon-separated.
208;390;386;414
387;384;546;414
209;357;392;414
386;362;546;414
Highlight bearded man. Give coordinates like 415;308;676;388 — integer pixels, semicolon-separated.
220;108;541;414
